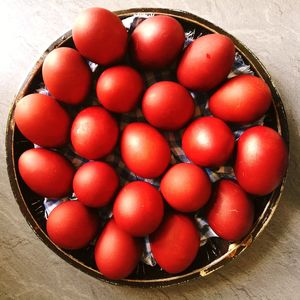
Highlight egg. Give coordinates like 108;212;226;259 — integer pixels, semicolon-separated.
73;161;119;208
207;179;254;241
42;47;92;105
71;106;119;160
18;148;75;198
177;34;235;91
113;181;164;236
209;75;272;124
96;65;144;113
14;93;71;147
94;219;142;280
120;122;170;178
142;81;195;130
130;15;185;70
235;126;288;195
160;163;211;212
182;116;235;167
73;7;128;65
150;213;200;274
46;201;99;250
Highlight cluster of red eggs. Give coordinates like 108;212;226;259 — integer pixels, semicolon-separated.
14;8;288;280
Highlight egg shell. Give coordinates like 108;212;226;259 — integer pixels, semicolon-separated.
120;122;170;178
46;201;99;250
71;106;119;160
142;81;195;130
160;163;211;212
42;47;92;105
18;148;75;198
209;75;272;124
73;161;119;208
14;93;71;147
177;33;235;91
182;116;235;167
94;219;142;280
234;126;288;195
113;181;164;237
207;179;254;241
150;213;200;274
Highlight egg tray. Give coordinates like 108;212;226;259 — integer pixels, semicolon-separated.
6;8;289;287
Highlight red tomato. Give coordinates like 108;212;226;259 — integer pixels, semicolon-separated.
71;107;119;160
160;163;211;212
120;122;170;178
18;148;75;198
207;180;254;241
94;219;142;280
182;116;235;167
73;161;119;208
46;201;99;249
177;34;235;91
113;181;164;236
209;75;272;124
96;65;144;113
130;15;185;70
42;47;92;105
14;93;71;147
150;213;200;274
142;81;195;130
235;126;288;195
73;7;128;65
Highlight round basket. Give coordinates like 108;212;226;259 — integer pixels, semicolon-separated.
6;8;289;287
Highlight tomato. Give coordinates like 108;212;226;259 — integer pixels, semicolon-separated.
73;161;119;208
207;180;254;241
71;106;119;160
160;163;211;212
235;126;288;195
142;81;195;130
14;93;71;147
182;116;235;167
120;122;170;178
46;201;99;250
177;34;235;91
150;213;200;274
113;181;164;236
130;15;185;70
94;219;142;280
18;148;75;198
73;7;128;65
42;47;92;105
209;75;272;124
96;65;144;113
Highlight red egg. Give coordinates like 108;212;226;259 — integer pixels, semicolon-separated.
207;179;254;241
71;106;119;160
182;116;235;167
161;163;211;212
113;181;164;236
120;122;170;178
46;201;99;250
18;148;75;198
150;213;200;274
73;161;119;208
130;15;185;70
94;219;142;280
235;126;288;195
42;47;92;105
177;34;235;91
14;93;71;147
142;81;195;130
96;65;144;113
73;7;128;65
209;75;272;124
